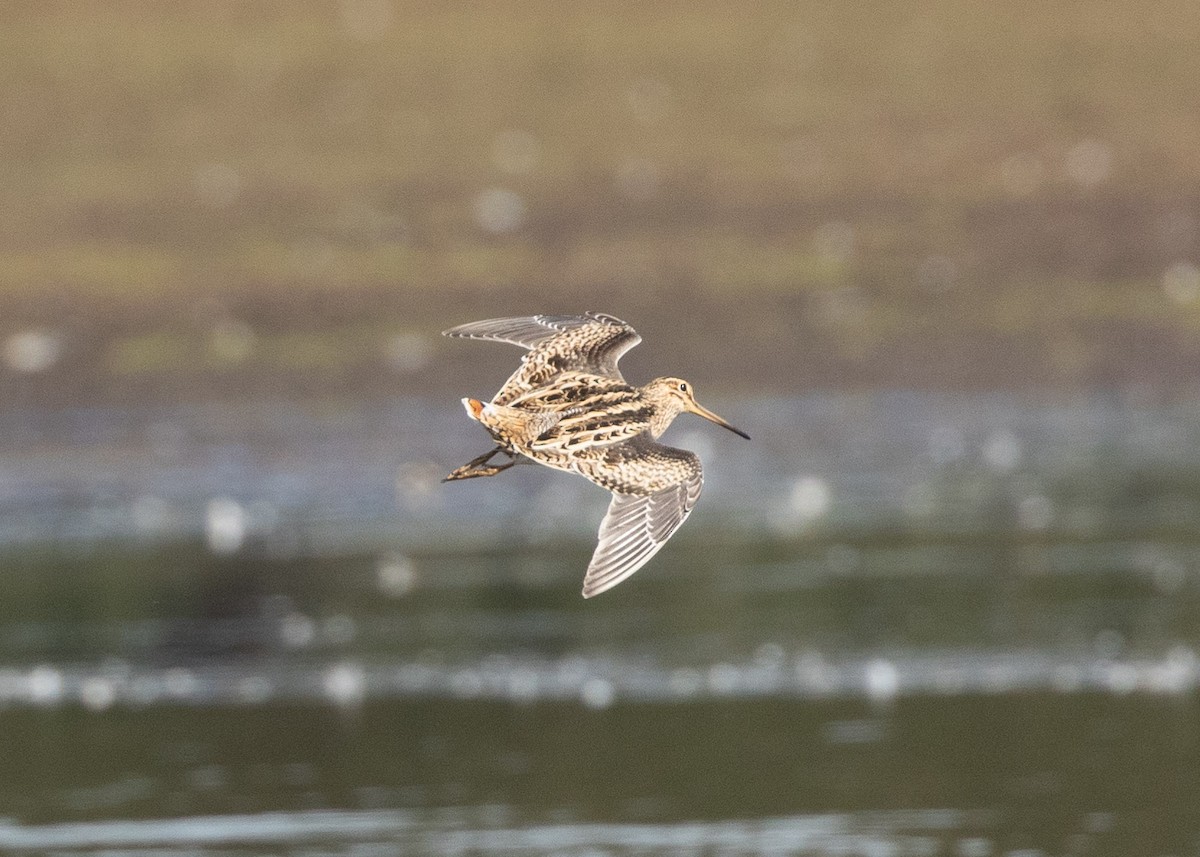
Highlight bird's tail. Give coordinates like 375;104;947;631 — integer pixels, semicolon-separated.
462;398;559;442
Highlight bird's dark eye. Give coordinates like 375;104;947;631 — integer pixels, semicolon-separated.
678;382;688;392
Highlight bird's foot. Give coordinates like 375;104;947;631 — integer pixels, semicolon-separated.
442;447;520;482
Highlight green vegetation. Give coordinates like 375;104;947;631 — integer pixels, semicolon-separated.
2;1;1200;397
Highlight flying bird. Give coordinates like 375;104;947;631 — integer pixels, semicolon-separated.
442;312;749;597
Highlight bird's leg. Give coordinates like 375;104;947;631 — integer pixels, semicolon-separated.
442;446;522;482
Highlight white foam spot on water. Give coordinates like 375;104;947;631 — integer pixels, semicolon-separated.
205;498;246;554
4;329;61;373
451;669;483;698
983;663;1017;694
80;677;117;712
324;663;366;706
795;652;837;695
382;332;431;373
956;837;994;857
1148;646;1198;693
554;656;588;688
1064;138;1113;187
580;677;615;709
27;666;64;706
237;675;273;704
668;668;704;697
982;429;1022;472
377;554;417;597
1104;662;1139;695
395;461;442;508
789;476;832;523
474;187;526;234
163;668;198;700
506;668;539;703
1017;495;1054;531
864;659;899;702
932;664;967;695
1052;663;1082;693
1163;261;1200;304
707;663;740;695
280;612;316;649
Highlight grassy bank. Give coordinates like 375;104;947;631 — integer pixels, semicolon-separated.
3;1;1200;400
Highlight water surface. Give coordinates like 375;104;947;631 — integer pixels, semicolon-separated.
2;392;1199;854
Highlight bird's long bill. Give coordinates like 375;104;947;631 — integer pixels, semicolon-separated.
689;401;751;440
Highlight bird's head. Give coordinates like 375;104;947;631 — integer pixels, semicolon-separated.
643;377;750;440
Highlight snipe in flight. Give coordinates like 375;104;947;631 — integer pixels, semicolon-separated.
442;312;749;598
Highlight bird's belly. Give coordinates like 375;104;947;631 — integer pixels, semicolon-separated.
513;421;639;473
529;406;651;451
481;381;652;472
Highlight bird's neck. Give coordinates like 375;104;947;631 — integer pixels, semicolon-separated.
642;386;683;438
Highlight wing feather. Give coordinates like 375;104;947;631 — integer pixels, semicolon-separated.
442;315;593;349
444;312;641;384
579;438;704;598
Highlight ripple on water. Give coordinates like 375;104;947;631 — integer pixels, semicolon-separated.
0;808;1000;854
0;648;1196;711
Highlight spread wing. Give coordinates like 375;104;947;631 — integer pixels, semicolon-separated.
443;313;641;388
576;437;704;598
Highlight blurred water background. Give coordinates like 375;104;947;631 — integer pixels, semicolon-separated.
5;2;1200;855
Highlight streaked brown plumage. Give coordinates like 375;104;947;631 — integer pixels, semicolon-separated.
442;312;749;598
